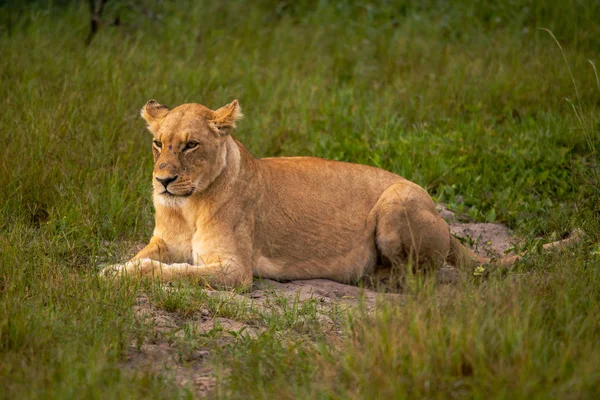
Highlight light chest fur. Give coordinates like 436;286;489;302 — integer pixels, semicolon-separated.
153;197;201;264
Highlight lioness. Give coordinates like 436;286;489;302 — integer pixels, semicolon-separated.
102;100;579;288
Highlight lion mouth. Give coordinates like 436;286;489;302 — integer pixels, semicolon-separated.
161;189;194;198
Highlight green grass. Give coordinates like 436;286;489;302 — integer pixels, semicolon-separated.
1;0;599;398
217;250;600;399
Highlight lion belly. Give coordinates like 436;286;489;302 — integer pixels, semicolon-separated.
253;250;377;282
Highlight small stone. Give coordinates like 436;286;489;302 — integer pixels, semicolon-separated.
192;350;210;359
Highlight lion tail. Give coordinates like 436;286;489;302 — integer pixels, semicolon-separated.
446;229;584;271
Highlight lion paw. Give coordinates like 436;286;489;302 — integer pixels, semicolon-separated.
99;259;158;279
98;263;127;279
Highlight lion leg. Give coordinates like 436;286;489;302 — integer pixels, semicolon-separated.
99;236;173;278
132;236;171;262
103;258;252;290
371;182;450;279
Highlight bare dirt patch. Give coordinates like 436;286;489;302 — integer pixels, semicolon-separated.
127;294;217;396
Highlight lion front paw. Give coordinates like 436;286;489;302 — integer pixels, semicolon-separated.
99;259;158;279
98;263;127;279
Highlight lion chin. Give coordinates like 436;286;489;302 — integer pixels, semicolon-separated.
100;99;581;290
154;192;191;208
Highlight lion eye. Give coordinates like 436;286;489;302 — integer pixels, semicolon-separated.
185;142;199;150
153;140;162;149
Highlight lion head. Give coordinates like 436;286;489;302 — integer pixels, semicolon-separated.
140;99;243;206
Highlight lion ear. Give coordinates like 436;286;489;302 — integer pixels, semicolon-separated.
141;99;169;134
210;99;243;136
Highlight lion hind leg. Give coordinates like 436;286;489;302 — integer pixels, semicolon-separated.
371;183;451;279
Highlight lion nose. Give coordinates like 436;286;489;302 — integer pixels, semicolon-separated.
156;175;178;189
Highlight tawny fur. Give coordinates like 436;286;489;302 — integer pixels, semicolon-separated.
102;100;580;289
